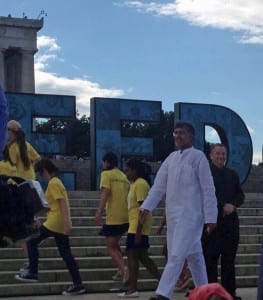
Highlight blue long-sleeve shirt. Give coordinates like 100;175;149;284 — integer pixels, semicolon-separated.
0;84;8;160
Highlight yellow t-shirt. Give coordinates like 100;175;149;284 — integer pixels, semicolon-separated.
100;168;129;225
127;177;152;235
8;141;40;180
0;160;18;176
44;177;72;234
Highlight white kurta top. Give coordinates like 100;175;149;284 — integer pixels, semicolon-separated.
141;147;217;258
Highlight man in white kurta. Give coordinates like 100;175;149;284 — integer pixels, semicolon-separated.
139;122;218;300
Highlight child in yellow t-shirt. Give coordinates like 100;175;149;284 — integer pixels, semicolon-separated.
14;158;86;296
7;120;40;180
118;158;160;298
0;145;17;177
95;151;130;284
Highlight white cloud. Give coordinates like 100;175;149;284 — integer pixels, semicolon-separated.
35;53;59;71
247;125;254;135
35;69;124;115
206;127;219;140
123;0;263;44
37;35;61;51
35;35;124;116
253;150;262;165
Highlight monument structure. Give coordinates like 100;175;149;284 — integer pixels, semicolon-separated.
0;15;77;189
0;15;43;93
90;98;253;189
0;15;253;191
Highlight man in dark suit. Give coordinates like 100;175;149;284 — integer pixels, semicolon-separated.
202;143;244;300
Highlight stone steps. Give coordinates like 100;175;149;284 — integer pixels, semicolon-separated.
23;225;261;236
0;279;157;297
0;245;259;269
0;235;260;251
36;215;263;226
0;275;259;298
0;263;260;283
69;198;263;208
0;252;260;273
0;191;262;297
0;275;258;298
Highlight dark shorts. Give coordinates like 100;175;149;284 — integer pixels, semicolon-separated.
99;223;129;237
126;233;149;249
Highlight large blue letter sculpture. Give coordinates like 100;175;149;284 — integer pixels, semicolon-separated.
90;98;252;190
90;97;162;189
174;102;252;183
6;92;76;190
6;92;76;154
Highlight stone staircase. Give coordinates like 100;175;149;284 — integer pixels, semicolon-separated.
0;191;262;297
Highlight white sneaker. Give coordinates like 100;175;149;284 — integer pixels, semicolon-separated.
118;291;139;298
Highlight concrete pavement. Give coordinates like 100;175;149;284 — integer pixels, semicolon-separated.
2;288;257;299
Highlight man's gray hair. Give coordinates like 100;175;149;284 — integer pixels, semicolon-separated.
210;143;227;153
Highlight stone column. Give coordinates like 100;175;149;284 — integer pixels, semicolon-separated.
0;48;5;88
21;49;36;93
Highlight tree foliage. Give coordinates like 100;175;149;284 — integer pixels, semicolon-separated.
35;114;90;158
155;111;175;160
120;110;175;161
36;110;175;161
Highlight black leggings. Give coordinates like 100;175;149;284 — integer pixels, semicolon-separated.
26;225;82;285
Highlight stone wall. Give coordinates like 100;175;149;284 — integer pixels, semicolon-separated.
242;164;263;192
52;158;91;191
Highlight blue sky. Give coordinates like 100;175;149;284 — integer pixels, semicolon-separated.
1;0;263;164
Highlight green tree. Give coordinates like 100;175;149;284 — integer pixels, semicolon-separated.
36;110;175;161
65;114;90;157
120;110;175;161
35;114;90;158
154;111;174;161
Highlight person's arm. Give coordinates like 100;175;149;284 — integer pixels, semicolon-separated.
223;170;245;216
231;171;245;207
156;213;166;235
135;222;143;244
28;143;41;164
59;198;72;235
140;157;169;214
8;143;18;165
135;182;149;244
198;155;218;233
94;187;110;225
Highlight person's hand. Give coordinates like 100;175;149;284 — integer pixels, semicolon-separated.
139;209;149;225
205;223;217;235
63;221;72;235
223;203;236;216
135;231;142;245
135;222;143;244
94;211;102;225
36;218;43;227
156;226;163;235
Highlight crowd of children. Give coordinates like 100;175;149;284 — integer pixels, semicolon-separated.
0;119;235;299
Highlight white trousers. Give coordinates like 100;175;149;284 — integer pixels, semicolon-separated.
156;251;208;299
